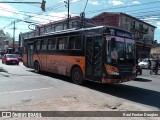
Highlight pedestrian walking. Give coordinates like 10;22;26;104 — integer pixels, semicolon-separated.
148;60;151;69
150;60;156;75
150;60;159;75
154;60;159;74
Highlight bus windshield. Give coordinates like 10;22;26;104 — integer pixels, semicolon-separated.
126;42;135;59
116;41;125;60
106;37;135;64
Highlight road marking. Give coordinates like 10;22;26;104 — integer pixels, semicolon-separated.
0;87;54;95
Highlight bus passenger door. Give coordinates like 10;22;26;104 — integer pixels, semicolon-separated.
27;43;34;68
85;36;102;82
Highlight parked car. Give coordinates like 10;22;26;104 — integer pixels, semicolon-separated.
136;65;142;76
2;54;19;65
138;60;150;69
138;58;160;69
13;54;23;61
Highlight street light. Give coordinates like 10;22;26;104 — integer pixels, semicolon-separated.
0;1;46;12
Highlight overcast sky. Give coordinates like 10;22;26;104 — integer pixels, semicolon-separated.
0;0;160;42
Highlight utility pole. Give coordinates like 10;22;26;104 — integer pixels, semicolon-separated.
64;0;70;29
80;12;85;28
67;0;70;29
80;0;88;28
13;21;15;53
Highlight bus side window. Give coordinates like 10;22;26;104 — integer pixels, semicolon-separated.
33;41;37;50
69;36;82;50
36;40;40;50
69;36;75;49
48;38;57;50
58;37;68;50
75;36;82;49
41;40;47;50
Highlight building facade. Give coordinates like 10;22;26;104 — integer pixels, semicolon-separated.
0;30;6;50
0;30;13;51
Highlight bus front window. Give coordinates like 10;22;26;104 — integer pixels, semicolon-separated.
126;43;135;59
106;38;136;64
116;41;125;60
106;40;126;64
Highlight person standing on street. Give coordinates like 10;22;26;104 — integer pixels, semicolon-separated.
148;60;151;69
150;60;159;75
150;60;156;75
154;60;159;74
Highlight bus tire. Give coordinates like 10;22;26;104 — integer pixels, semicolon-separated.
34;61;41;73
71;67;84;85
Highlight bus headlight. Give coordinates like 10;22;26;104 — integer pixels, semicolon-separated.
108;70;119;75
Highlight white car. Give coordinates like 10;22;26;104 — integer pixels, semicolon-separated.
138;60;150;69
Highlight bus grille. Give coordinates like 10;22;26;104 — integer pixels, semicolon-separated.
118;64;133;75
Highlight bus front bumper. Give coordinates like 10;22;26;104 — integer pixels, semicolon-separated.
102;74;136;84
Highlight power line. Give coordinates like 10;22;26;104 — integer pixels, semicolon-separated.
1;2;64;29
0;10;66;30
0;5;66;19
4;0;160;33
0;16;41;30
12;0;41;8
83;0;88;12
2;0;83;30
0;7;54;22
85;0;160;15
123;6;160;14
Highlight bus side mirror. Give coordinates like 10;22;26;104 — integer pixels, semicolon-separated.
111;38;116;48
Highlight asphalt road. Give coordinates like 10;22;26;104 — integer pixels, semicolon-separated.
0;61;160;111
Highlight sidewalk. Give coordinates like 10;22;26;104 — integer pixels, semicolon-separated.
0;95;159;120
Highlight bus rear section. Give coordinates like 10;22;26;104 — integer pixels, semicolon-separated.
23;26;136;84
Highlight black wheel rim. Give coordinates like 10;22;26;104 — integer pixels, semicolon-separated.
73;70;80;81
35;63;39;72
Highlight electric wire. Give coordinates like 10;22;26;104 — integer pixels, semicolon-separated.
2;1;160;31
2;0;83;30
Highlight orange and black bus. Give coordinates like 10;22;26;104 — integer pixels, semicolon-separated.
23;26;136;84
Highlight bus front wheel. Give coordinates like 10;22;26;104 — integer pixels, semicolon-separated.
34;62;41;73
71;67;84;85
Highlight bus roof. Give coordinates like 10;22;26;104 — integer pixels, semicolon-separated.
45;26;105;35
24;26;132;40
